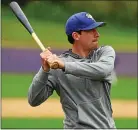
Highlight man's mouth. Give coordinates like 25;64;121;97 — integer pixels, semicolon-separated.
93;40;98;42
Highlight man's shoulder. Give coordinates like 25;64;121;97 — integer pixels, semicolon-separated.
95;45;115;58
100;45;114;51
97;45;115;53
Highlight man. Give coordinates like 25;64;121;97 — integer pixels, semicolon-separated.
28;12;116;129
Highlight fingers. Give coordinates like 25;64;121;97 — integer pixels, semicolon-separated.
47;54;57;63
40;47;53;71
47;54;59;69
40;48;64;70
47;54;64;69
40;47;52;60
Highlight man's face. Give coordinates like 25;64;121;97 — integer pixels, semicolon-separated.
77;29;100;50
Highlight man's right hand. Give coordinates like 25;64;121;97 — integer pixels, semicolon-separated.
40;47;52;72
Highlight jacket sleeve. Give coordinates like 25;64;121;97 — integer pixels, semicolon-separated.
28;67;58;107
64;46;115;80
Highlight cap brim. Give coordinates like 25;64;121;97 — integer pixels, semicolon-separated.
82;22;106;31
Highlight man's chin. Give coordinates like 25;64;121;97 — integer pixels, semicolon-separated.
93;42;99;47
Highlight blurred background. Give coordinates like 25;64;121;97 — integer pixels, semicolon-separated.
1;0;137;129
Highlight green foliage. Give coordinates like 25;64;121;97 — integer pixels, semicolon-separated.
2;118;137;128
23;1;70;23
2;73;137;99
1;0;30;6
2;1;137;28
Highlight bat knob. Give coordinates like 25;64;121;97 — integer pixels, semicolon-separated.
50;62;59;69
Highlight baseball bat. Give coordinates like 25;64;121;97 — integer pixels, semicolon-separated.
9;1;59;69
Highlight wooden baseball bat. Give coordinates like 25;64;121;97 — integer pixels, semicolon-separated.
9;1;59;69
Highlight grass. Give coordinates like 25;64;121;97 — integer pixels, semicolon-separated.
2;16;137;52
111;76;137;99
2;118;63;129
2;118;137;128
2;73;137;99
1;73;59;98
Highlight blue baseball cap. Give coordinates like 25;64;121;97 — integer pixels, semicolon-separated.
65;12;106;35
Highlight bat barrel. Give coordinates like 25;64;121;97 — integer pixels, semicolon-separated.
9;1;34;34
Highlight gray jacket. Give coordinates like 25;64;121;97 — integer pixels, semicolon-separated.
28;45;116;129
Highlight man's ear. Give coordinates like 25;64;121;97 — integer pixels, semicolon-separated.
72;32;80;40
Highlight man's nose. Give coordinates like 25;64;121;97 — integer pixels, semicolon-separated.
95;30;100;37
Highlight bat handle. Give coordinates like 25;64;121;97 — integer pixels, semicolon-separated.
32;32;45;51
32;33;59;69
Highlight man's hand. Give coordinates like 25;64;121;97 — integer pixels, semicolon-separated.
40;47;65;71
40;48;52;72
47;54;65;69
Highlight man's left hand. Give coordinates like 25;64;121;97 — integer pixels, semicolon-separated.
47;54;65;69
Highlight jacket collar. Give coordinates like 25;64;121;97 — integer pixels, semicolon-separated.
64;49;95;59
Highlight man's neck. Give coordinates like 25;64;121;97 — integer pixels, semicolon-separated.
72;45;91;58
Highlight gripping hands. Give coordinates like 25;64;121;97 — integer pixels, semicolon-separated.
40;47;65;72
